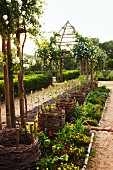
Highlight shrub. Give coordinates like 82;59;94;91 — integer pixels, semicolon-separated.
0;73;52;100
58;70;80;81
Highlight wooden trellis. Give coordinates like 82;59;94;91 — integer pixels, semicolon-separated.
55;20;78;82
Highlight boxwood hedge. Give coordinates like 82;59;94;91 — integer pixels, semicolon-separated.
0;73;52;100
58;70;80;81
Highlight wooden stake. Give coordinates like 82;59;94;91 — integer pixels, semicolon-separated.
24;118;27;132
34;121;37;136
16;128;20;148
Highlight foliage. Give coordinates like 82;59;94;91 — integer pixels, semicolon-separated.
58;70;80;81
36;121;90;169
0;0;45;36
104;58;113;69
72;35;96;61
94;70;113;81
72;85;109;126
0;73;52;99
99;40;113;59
23;73;52;92
63;58;77;70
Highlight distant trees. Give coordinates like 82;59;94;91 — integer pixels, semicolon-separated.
99;40;113;59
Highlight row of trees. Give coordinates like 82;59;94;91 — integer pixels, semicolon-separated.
0;0;45;128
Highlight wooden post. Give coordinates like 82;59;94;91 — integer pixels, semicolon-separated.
7;35;16;128
2;38;12;128
16;32;25;127
60;58;63;82
24;118;27;132
34;121;37;136
16;128;20;148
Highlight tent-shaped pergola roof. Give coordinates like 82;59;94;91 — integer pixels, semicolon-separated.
56;20;78;52
55;21;78;81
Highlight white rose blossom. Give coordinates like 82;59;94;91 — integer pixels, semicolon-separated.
23;64;29;69
32;59;36;66
3;15;8;21
28;58;31;63
12;57;20;64
28;58;36;66
17;0;22;7
6;0;11;3
5;21;9;25
22;11;26;16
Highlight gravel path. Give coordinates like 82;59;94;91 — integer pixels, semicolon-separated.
87;81;113;170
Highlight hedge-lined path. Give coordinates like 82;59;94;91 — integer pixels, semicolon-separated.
87;81;113;170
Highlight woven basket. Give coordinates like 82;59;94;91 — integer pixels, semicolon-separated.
56;97;76;122
69;92;86;105
0;128;41;170
38;106;65;132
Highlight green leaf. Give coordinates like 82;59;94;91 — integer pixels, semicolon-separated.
65;154;69;161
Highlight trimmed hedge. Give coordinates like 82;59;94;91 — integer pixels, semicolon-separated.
58;70;80;81
0;73;52;100
23;74;52;93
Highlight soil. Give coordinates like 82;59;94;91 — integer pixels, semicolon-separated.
1;80;113;169
87;81;113;170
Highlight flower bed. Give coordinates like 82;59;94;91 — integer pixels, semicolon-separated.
36;85;110;169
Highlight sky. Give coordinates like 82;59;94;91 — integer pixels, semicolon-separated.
25;0;113;54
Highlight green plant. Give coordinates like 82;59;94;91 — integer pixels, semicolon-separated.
36;121;90;169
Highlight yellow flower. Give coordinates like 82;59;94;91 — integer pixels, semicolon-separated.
69;124;74;129
57;168;62;170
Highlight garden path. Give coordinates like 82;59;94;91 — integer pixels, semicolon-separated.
87;81;113;170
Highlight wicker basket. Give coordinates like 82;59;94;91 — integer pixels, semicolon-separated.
56;97;76;122
0;128;41;170
69;92;86;105
38;106;65;132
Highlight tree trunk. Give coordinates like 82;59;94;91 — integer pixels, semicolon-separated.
85;58;89;77
2;38;12;128
0;97;2;130
90;60;93;84
80;58;83;75
16;32;25;127
60;58;63;82
55;60;58;82
7;35;16;128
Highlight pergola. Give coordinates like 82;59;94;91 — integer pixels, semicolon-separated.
55;20;78;82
